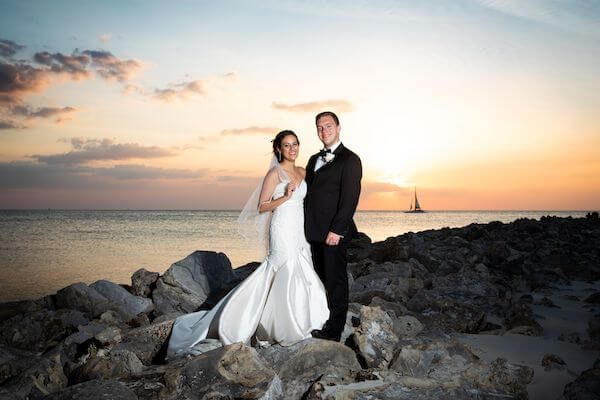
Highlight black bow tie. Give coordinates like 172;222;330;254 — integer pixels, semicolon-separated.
318;148;332;157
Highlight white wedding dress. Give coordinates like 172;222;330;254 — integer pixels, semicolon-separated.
167;179;329;360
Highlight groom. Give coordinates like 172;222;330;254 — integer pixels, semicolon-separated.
304;111;362;342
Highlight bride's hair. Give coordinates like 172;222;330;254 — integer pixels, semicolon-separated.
272;130;299;162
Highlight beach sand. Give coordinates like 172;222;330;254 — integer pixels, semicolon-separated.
459;280;600;400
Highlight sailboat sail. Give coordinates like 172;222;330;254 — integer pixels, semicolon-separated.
405;187;425;213
414;191;421;210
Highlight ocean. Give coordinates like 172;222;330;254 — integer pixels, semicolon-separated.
0;210;589;303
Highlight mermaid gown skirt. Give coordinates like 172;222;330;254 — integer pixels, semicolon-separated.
167;180;329;360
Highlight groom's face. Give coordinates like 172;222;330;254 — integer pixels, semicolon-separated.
316;115;340;149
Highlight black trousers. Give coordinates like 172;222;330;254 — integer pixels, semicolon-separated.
309;240;349;339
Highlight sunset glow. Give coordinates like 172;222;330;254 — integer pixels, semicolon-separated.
1;1;599;210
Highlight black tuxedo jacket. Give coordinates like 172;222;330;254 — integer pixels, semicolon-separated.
304;143;362;243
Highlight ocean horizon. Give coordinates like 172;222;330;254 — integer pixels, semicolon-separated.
0;209;591;303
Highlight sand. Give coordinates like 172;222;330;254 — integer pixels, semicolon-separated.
458;280;600;400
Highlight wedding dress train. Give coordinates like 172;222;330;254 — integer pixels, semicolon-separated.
167;179;329;360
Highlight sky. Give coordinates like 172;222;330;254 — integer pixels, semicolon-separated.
1;0;599;210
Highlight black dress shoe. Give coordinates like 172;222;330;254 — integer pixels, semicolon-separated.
311;329;340;342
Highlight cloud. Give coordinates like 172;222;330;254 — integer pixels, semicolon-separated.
361;181;406;195
220;126;280;136
33;51;91;80
32;137;175;165
0;119;26;130
153;80;205;102
99;34;112;43
0;39;25;58
0;161;206;189
272;99;355;113
94;164;207;180
80;49;142;82
223;72;237;81
13;106;77;122
0;62;53;99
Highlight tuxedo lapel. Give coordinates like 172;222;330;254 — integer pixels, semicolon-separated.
315;143;345;174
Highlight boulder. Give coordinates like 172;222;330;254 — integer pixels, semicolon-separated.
163;342;278;399
353;306;399;369
542;353;566;371
70;349;143;383
55;283;109;318
0;309;88;352
504;303;543;336
589;314;600;341
43;378;137;400
562;368;600;400
131;268;159;297
259;339;360;399
152;251;234;315
90;279;154;317
0;349;67;399
112;319;174;365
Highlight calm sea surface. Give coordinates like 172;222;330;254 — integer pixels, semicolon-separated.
0;210;588;302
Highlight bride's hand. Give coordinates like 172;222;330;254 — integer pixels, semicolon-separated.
285;182;298;198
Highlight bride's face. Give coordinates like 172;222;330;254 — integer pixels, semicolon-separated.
279;135;299;162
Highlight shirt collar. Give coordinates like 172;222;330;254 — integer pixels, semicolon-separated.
326;141;342;153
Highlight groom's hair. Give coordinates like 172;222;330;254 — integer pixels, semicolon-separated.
315;111;339;126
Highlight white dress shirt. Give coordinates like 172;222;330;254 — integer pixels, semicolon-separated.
314;141;341;171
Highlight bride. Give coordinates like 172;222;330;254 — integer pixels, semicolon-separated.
167;130;329;360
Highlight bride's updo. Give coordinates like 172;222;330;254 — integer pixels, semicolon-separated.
272;130;299;162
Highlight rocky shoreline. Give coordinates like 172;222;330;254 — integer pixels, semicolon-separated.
1;213;599;399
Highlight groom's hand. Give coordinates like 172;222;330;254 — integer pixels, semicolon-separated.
325;231;342;246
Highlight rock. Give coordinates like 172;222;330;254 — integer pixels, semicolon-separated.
112;319;174;365
0;345;39;385
94;326;122;345
584;292;600;304
44;378;137;400
90;279;154;318
588;315;600;341
259;339;360;399
70;349;144;383
0;309;88;352
370;238;410;263
131;268;159;297
393;340;485;380
0;349;67;399
563;368;600;400
484;358;533;398
152;250;234;315
369;297;408;318
406;290;486;334
0;300;39;323
519;294;534;304
504;303;543;336
163;342;277;399
55;282;110;318
535;296;560;308
394;315;424;338
542;353;566;371
559;332;582;344
353;306;400;369
430;270;500;309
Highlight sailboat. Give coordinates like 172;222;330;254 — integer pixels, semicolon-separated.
404;187;425;213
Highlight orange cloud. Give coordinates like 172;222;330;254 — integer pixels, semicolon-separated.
153;80;205;102
220;126;280;136
272;99;355;113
